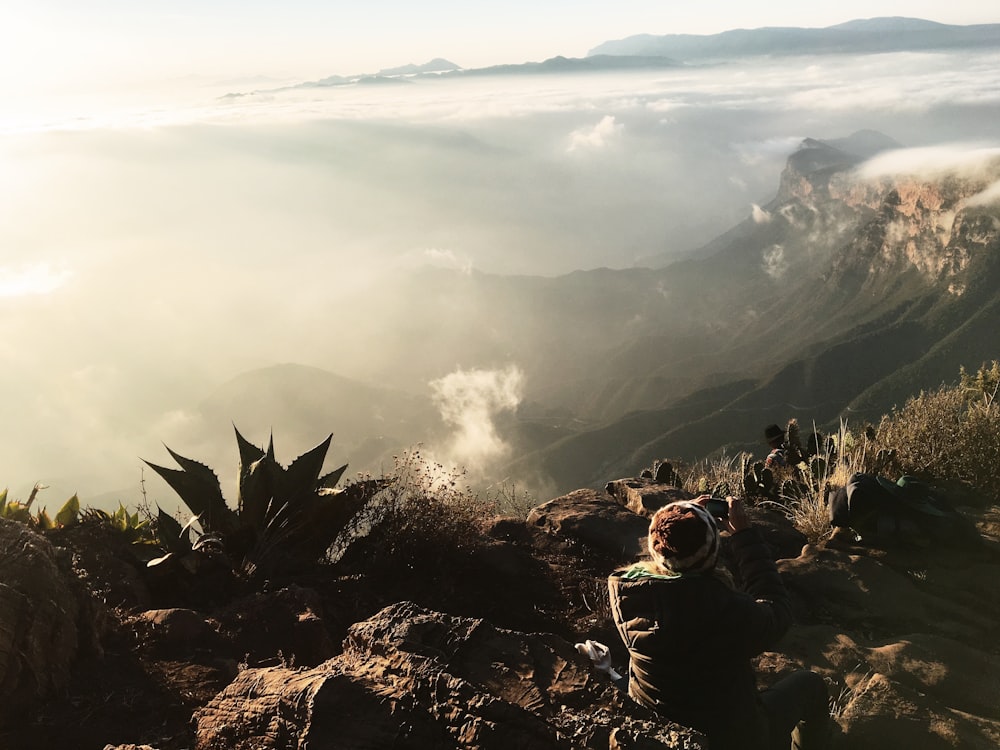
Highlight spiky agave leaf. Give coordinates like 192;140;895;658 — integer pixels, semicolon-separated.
144;447;236;536
234;426;266;472
0;498;32;524
238;453;276;535
148;508;205;567
154;506;185;549
233;426;269;524
35;508;55;530
318;464;348;490
55;494;80;528
249;477;386;577
282;434;332;499
236;433;335;557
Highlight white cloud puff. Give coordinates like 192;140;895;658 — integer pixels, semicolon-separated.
429;364;524;475
0;262;72;298
752;204;772;224
858;144;1000;180
424;248;474;274
567;115;623;152
966;180;1000;207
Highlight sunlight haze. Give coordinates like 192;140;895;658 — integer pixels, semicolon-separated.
2;1;1000;510
4;1;998;100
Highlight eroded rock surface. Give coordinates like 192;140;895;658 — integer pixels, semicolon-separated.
0;519;80;726
193;601;706;749
526;488;649;562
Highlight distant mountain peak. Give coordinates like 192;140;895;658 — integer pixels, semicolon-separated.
589;18;1000;60
828;17;950;31
376;58;462;77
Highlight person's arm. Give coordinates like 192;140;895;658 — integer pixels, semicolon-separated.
721;497;794;655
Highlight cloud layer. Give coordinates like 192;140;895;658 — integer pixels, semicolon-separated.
2;49;999;503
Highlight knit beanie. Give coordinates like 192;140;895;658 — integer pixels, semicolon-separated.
647;501;720;573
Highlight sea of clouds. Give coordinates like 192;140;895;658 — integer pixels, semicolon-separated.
2;49;999;505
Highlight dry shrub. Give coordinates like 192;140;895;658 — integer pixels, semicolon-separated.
685;421;876;543
334;449;497;575
874;362;1000;498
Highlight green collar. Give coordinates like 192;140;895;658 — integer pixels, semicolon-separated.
620;563;681;581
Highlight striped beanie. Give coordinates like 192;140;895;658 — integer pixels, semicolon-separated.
647;501;720;573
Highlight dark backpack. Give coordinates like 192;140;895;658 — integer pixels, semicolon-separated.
828;472;979;546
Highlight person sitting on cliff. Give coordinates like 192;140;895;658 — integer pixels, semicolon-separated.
764;423;789;469
607;497;830;750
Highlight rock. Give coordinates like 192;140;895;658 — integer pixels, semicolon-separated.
526;489;649;562
604;478;693;518
865;634;1000;721
0;519;80;727
135;608;218;646
744;506;809;560
194;601;705;749
778;543;993;639
837;672;1000;748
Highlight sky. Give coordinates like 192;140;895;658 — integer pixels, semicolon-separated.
3;0;999;101
2;3;1000;508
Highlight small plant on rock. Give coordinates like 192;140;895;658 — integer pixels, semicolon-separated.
0;484;81;530
333;448;494;575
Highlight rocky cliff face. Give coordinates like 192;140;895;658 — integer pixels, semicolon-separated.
773;137;1000;288
830;171;999;286
509;133;1000;491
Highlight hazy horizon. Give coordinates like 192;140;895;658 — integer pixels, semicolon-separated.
3;11;1000;511
5;3;999;95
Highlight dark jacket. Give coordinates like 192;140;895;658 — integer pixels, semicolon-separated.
607;527;792;750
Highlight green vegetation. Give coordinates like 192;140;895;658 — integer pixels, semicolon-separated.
875;361;1000;497
143;427;386;578
82;502;154;544
669;361;1000;542
145;507;222;570
0;484;81;530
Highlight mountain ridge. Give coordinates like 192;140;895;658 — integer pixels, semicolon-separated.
498;135;1000;492
589;17;1000;60
224;17;1000;99
189;132;1000;499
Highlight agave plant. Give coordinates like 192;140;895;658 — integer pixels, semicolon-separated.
144;428;384;578
146;508;224;571
0;485;81;530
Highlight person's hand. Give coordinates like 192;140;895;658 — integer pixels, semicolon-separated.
724;496;751;533
575;640;622;680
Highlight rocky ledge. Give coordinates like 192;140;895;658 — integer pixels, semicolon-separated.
2;475;1000;749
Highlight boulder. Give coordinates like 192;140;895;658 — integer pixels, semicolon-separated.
778;543;993;639
193;601;706;749
0;519;80;726
837;672;1000;748
864;634;1000;721
526;489;649;562
604;478;693;518
135;608;219;648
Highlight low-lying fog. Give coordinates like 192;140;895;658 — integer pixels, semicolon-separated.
2;49;999;508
